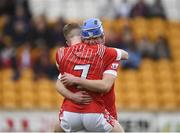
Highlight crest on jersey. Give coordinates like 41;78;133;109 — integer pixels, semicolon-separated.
111;63;119;69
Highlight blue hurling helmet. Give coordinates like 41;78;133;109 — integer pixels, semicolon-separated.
81;18;104;39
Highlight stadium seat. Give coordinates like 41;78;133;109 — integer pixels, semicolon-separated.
158;81;174;91
20;68;34;80
172;60;180;74
1;68;14;81
177;89;180;109
122;70;138;81
0;85;2;107
21;91;35;109
159;91;177;111
50;47;58;64
38;92;53;109
131;18;148;40
121;80;139;93
2;81;17;109
156;60;172;69
140;59;155;71
125;91;142;110
169;39;180;49
116;91;128;110
139;70;154;81
140;81;156;93
36;79;54;109
115;78;132;110
52;90;64;109
168;27;180;39
18;80;35;109
155;70;173;83
113;18;129;34
174;70;180;82
2;91;17;109
142;90;159;111
103;19;113;33
172;48;180;58
148;18;166;41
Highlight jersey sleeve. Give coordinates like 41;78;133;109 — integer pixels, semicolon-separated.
104;47;122;62
103;48;122;77
103;61;119;77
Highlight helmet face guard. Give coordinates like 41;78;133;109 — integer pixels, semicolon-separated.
81;26;104;39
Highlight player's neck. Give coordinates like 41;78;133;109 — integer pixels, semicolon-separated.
70;37;81;46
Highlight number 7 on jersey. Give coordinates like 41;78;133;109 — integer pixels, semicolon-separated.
74;64;90;79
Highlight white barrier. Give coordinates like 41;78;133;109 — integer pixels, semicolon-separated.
0;111;180;132
119;112;180;132
0;111;58;132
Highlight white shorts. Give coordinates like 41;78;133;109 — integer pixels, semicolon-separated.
59;110;115;132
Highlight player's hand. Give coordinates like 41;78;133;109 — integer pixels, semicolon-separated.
70;91;92;104
61;73;77;86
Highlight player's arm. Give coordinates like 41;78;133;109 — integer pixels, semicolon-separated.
56;78;92;104
61;73;116;93
56;78;73;100
111;48;128;61
55;48;92;104
117;49;128;60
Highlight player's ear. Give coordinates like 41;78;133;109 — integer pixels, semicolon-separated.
66;40;71;46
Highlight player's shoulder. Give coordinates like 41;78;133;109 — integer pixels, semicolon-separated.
104;46;116;56
104;47;122;61
95;44;106;58
56;47;65;62
56;46;65;54
91;44;117;59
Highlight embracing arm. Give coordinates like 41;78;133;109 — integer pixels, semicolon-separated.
56;79;73;100
55;59;75;101
56;79;92;104
75;74;116;93
61;73;116;93
119;49;128;60
113;48;128;61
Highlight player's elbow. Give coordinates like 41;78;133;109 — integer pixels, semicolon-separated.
101;84;112;93
55;80;61;92
100;76;115;93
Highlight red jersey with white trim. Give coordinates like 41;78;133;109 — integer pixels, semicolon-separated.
56;43;119;113
102;49;122;119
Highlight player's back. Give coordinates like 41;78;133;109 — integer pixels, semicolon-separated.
58;43;106;81
56;43;112;113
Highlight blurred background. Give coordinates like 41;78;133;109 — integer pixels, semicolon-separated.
0;0;180;132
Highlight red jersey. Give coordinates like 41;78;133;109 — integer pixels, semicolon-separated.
101;49;122;119
103;86;117;119
56;43;121;113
